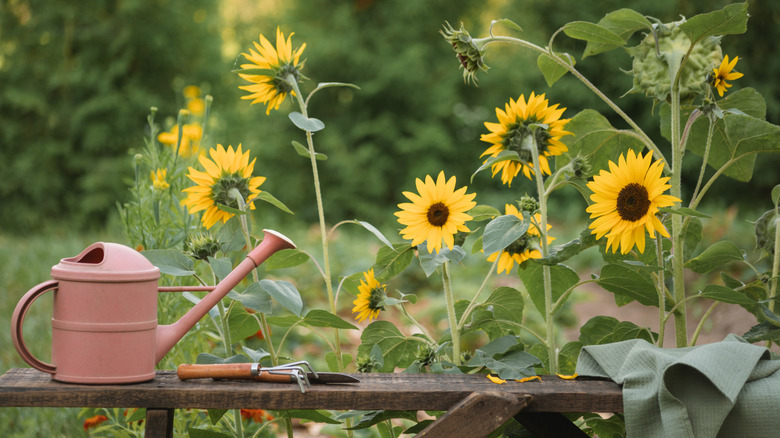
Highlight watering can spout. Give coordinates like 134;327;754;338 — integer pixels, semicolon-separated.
155;229;296;362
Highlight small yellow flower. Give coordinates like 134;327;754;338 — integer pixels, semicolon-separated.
352;269;386;323
518;375;541;383
586;150;681;254
487;374;506;385
183;85;201;99
150;168;169;190
187;98;205;116
157;124;203;157
481;93;572;186
181;144;266;229
486;204;555;274
556;373;578;380
395;171;477;254
711;55;744;97
238;28;306;115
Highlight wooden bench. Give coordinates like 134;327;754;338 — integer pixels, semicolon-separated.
0;368;622;437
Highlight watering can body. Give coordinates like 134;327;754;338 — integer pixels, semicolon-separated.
11;230;294;384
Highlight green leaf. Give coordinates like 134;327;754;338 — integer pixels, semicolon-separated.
492;18;523;33
680;2;748;46
684;241;744;274
208;256;232;281
288;111;325;132
354;220;394;248
536;52;575;87
141;249;195;276
258;279;303;316
518;262;580;319
285;410;341;425
539;227;599;266
474;350;540;380
698;284;756;305
556;109;645;175
468;287;525;338
292;140;327;161
265;314;301;327
482;214;530;255
264;248;310;270
583;9;651;58
579;316;655;345
254;191;294;214
743;322;780;343
227;306;261;342
196;353;251;364
683;217;703;261
418;244;466;277
373;243;414;282
596;264;658;307
325;352;353;372
557;341;583;375
357;321;420;372
347;410;419;430
303;309;358;330
207;409;227;425
228;281;273;314
562;21;626;47
468;205;501;222
214;202;248;216
659;206;711;218
241;346;270;362
472;150;520;182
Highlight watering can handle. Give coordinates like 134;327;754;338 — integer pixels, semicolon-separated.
11;280;58;374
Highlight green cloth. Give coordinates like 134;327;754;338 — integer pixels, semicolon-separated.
575;334;780;437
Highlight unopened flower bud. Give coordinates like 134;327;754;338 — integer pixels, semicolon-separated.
518;195;539;214
185;232;222;261
755;209;778;255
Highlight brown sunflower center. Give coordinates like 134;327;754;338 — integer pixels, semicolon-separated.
616;183;651;222
427;202;450;227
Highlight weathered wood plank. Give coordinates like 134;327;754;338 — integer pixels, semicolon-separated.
144;408;173;438
417;392;531;438
0;368;623;413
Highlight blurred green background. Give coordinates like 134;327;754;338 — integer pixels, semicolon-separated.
1;0;778;235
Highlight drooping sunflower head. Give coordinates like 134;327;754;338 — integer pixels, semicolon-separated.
710;55;744;97
585;150;681;254
480;92;572;186
352;269;387;323
486;204;554;274
395;171;477;254
238;27;306;115
182;144;266;229
440;21;489;84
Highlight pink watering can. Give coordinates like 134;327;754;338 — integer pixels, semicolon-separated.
11;229;295;384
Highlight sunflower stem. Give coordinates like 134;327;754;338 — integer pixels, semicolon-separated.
442;261;461;366
456;257;498;332
528;132;556;374
670;86;689;348
689;115;715;210
655;233;666;348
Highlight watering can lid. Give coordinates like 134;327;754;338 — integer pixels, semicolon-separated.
51;242;160;282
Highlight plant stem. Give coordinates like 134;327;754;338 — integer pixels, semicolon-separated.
456;258;498;332
690;301;719;346
287;76;344;371
442;261;461;365
528;134;556;373
689;116;715;209
655;234;666;348
670;87;688;348
771;210;780;313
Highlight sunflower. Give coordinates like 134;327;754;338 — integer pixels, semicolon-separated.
157;124;203;157
238;28;306;115
481;92;572;186
181;144;266;229
586;150;681;254
486;204;554;274
711;55;744;97
395;171;477;254
352;269;387;323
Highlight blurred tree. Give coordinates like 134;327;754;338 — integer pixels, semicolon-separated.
0;0;224;232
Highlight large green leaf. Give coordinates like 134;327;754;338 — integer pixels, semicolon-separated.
288;111;325;132
684;240;744;273
482;214;530;255
583;9;652;58
680;2;748;46
596;264;658;307
357;321;420;372
698;284;756;306
373;243;414;282
227;306;261;342
556;109;645;177
258;279;303;316
285;410;341;425
562;21;626;47
142;249;194;276
579;316;656;345
303;309;358;330
517;261;579;318
263;248;310;270
227;281;273;314
536;52;575;87
418;245;466;277
468;287;525;337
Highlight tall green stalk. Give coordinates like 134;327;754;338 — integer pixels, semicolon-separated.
442;261;461;366
670;87;689;347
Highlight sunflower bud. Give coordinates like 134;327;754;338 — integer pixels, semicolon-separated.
755;209;778;255
626;20;722;101
355;353;381;373
185;232;222;261
441;22;489;84
415;344;438;367
518;195;539;214
569;154;592;180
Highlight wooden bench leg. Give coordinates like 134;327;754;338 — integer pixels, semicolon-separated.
514;412;589;438
417;392;532;438
144;408;174;438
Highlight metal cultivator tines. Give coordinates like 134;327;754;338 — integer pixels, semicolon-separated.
250;360;319;393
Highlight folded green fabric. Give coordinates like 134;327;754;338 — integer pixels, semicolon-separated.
576;334;780;437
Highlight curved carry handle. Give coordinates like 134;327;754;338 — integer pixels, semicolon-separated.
11;280;58;374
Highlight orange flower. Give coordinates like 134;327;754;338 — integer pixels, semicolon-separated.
83;414;108;430
241;408;274;423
